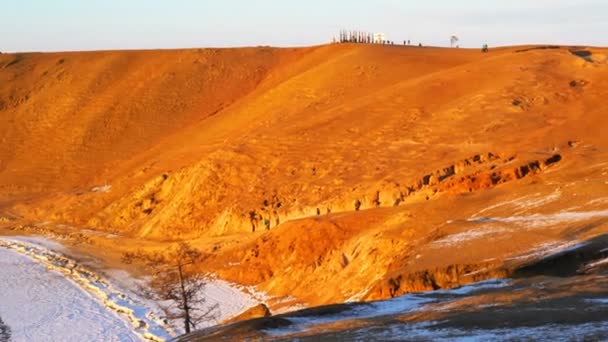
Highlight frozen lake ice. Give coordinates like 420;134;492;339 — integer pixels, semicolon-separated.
0;247;140;342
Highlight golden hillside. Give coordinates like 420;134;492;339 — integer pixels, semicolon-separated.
1;43;607;306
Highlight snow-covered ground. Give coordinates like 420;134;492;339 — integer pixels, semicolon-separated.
342;321;608;341
507;240;590;262
0;236;268;341
471;190;562;218
0;247;139;342
468;209;608;228
265;279;510;337
252;277;608;341
432;225;511;247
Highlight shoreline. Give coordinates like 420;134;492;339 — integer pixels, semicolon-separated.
0;234;268;341
0;243;140;341
0;236;174;341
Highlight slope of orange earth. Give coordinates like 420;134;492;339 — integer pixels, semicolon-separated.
1;44;607;308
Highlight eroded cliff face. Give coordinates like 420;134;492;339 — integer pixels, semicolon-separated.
1;44;607;306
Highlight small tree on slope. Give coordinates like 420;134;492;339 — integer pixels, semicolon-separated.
122;242;219;334
450;35;459;48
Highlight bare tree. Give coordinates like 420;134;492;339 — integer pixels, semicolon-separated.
0;316;11;342
122;242;219;334
450;35;459;48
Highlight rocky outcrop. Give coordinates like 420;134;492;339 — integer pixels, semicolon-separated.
224;304;271;324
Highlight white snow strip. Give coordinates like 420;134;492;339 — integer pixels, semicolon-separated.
584;257;608;269
268;296;309;315
91;184;112;193
471;190;561;218
513;190;562;214
508;241;589;262
463;268;488;277
471;194;537;217
432;279;510;295
432;226;510;247
468;209;608;228
9;235;67;251
586;197;608;206
345;287;372;303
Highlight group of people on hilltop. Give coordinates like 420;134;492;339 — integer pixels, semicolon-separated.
403;40;423;47
335;30;398;45
334;30;490;52
334;30;423;47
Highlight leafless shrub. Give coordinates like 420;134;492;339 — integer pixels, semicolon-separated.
122;242;218;334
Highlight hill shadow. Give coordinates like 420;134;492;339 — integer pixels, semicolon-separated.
570;49;594;62
513;234;608;278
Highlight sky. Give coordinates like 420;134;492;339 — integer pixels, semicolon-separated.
1;0;606;52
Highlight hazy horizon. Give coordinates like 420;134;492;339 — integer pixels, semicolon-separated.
2;0;607;53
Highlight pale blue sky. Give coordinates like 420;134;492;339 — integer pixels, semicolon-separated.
1;0;606;52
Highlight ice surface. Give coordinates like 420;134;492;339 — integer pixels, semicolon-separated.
0;238;175;340
585;298;608;305
0;248;140;342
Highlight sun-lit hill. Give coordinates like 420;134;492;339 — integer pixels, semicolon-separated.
1;43;607;307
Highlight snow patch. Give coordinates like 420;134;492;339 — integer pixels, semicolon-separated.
191;275;263;328
273;303;309;315
509;241;589;262
433;279;509;295
586;197;608;206
588;257;608;268
265;279;509;337
345;287;372;303
582;257;608;271
468;209;608;228
350;321;608;341
471;190;561;218
432;226;510;247
91;184;112;193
